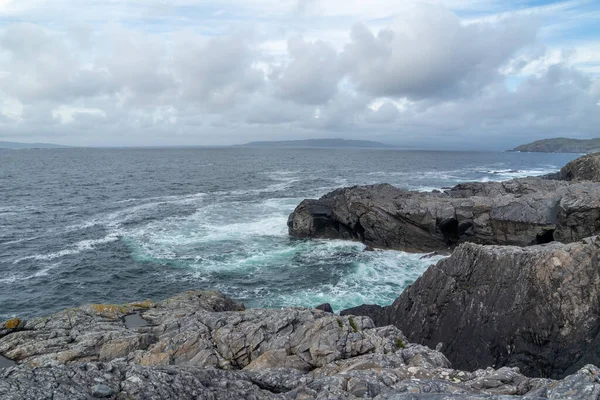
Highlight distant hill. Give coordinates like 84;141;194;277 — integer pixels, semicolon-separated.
512;138;600;154
0;141;70;149
236;139;389;148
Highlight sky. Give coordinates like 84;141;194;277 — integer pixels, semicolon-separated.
0;0;598;149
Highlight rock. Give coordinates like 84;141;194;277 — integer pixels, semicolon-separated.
559;152;600;182
288;177;600;252
1;290;600;399
0;290;404;370
3;360;599;399
367;237;600;379
315;303;333;313
91;384;114;398
340;304;388;326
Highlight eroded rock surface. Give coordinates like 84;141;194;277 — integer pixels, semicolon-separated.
347;237;600;379
288;178;600;252
2;290;600;398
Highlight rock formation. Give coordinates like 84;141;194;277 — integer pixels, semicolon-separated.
559;152;600;182
288;178;600;252
2;290;600;399
341;236;600;380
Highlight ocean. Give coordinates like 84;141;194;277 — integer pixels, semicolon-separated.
0;148;579;320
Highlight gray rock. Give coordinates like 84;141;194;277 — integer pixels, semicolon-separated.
2;290;600;399
288;178;600;252
0;290;405;371
91;384;114;398
559;152;600;182
369;237;600;379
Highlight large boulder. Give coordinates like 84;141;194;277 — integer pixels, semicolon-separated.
288;179;600;252
348;237;600;379
559;152;600;182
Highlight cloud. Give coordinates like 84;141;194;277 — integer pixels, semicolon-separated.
341;4;538;99
274;37;341;104
173;32;265;110
0;0;597;148
52;105;106;124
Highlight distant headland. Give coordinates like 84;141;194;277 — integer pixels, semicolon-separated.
512;137;600;154
234;138;390;148
0;141;70;149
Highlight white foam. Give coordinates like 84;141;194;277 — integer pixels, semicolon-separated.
13;234;120;263
0;262;62;283
1;236;40;246
480;167;558;181
263;249;447;311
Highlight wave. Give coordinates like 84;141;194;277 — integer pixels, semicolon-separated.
0;262;62;283
13;234;120;264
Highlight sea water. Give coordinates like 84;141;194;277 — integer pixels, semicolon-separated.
0;148;578;320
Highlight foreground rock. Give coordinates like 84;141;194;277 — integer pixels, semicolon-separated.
344;237;600;380
288;177;600;252
2;290;600;398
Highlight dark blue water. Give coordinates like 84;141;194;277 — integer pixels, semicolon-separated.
0;148;578;320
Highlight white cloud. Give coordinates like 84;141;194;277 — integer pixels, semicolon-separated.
52;105;106;124
0;94;23;121
340;5;538;99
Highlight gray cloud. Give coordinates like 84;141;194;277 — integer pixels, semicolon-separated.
274;37;342;104
173;33;265;111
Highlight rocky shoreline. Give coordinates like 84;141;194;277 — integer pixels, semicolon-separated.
3;153;600;399
2;290;600;399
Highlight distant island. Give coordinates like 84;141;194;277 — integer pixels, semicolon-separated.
512;138;600;154
235;138;389;148
0;141;70;149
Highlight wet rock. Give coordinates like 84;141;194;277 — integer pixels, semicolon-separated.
124;312;149;329
288;177;600;252
315;303;333;313
0;355;15;369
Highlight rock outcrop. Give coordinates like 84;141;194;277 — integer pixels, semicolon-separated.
559;152;600;182
288;178;600;252
343;237;600;380
2;290;600;399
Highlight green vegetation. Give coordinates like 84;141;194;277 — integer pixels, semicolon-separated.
397;339;406;349
348;317;358;333
512;138;600;154
337;319;343;328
